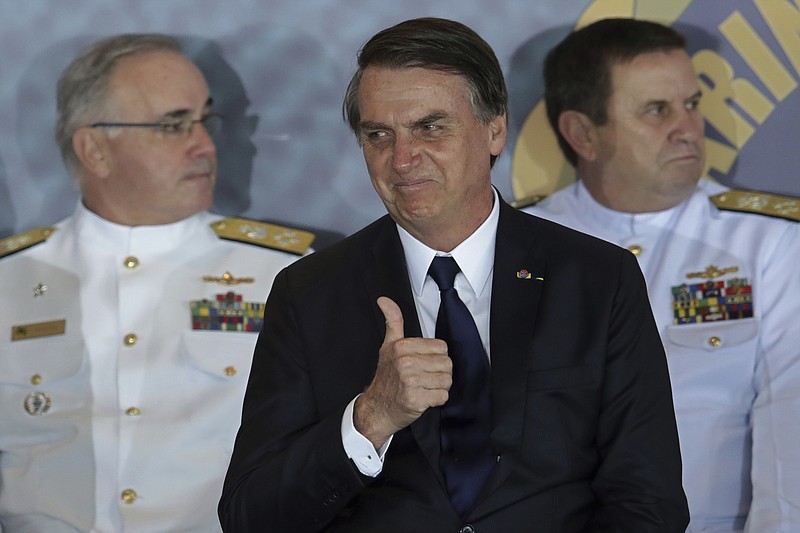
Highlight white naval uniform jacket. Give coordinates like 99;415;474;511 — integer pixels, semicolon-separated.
523;178;800;533
0;203;304;532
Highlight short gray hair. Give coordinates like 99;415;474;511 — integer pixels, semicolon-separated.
55;33;183;177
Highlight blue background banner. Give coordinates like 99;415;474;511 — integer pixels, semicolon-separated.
1;0;797;241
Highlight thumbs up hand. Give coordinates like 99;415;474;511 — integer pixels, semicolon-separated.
353;296;453;449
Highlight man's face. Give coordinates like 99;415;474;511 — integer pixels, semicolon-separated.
587;50;705;212
90;50;217;225
357;67;505;248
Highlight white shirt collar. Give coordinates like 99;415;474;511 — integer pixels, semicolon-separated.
397;187;499;298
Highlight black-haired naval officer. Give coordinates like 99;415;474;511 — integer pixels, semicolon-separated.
520;18;800;531
0;34;312;532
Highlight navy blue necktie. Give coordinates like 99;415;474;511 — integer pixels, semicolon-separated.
428;256;493;515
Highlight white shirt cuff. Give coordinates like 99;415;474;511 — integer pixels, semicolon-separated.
341;395;392;477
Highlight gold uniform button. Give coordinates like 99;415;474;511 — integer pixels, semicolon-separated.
124;333;138;346
126;407;140;416
31;374;42;385
224;366;237;377
627;245;642;256
123;256;139;269
121;488;137;504
708;336;722;348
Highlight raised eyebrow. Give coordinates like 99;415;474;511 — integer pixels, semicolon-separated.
643;98;669;109
358;112;450;134
160;98;214;121
161;109;191;122
359;121;390;133
410;112;448;128
687;90;703;102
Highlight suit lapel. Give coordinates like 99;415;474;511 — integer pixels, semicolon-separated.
362;218;444;482
363;216;422;338
482;202;547;495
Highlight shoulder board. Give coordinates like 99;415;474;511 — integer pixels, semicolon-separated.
210;217;315;255
511;194;548;209
0;227;57;260
710;189;800;222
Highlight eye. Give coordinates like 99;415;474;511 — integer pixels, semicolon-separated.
647;103;667;116
686;97;701;111
414;122;445;138
362;129;391;146
159;119;187;135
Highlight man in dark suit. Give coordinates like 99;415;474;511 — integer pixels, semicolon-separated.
219;17;689;532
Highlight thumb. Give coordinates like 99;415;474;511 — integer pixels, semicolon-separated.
377;296;405;343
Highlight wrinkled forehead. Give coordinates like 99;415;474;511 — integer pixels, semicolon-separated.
359;67;470;108
610;50;697;98
108;50;211;118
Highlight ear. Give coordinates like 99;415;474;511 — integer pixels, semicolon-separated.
72;128;111;178
558;110;597;161
488;114;507;156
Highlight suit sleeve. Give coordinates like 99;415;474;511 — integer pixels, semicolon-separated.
218;269;367;533
588;250;690;531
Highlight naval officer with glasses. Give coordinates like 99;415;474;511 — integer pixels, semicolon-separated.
0;33;311;532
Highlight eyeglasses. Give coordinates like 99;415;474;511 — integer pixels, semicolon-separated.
88;112;223;138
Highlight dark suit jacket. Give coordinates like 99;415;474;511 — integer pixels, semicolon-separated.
219;200;689;532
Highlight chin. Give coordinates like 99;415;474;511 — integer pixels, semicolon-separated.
180;193;213;218
198;196;214;213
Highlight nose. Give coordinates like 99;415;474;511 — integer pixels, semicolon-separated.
670;109;703;145
189;121;217;158
391;133;420;174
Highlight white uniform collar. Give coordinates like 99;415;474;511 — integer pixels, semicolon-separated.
574;179;687;238
398;187;499;298
72;201;213;255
